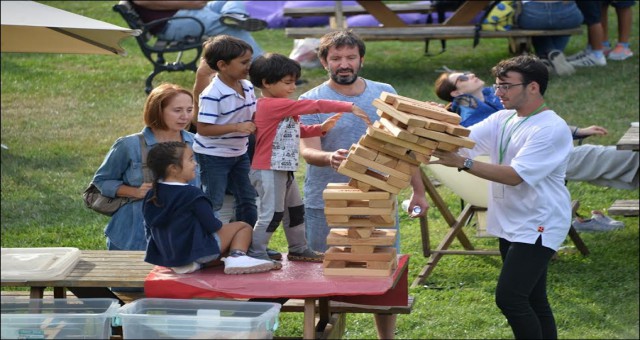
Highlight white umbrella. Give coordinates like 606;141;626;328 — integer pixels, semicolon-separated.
1;1;139;56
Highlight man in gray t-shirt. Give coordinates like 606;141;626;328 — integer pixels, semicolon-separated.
299;30;429;339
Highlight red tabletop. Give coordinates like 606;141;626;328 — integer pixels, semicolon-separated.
145;254;409;306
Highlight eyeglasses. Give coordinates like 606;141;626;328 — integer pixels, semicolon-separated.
454;72;472;86
492;83;528;92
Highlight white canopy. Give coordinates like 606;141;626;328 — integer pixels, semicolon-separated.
1;1;139;56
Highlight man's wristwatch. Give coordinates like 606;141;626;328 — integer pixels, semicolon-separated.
458;158;474;172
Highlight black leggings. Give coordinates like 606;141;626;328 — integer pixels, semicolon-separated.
496;237;557;339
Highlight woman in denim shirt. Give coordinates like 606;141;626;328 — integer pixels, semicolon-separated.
92;83;201;251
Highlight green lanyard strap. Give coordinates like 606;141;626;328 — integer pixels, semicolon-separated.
498;102;547;164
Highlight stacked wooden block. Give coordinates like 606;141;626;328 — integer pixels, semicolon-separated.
322;92;475;276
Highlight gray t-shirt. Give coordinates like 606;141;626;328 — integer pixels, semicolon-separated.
299;78;396;209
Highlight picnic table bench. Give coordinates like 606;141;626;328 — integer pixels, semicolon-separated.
283;0;583;55
609;125;639;216
1;250;413;340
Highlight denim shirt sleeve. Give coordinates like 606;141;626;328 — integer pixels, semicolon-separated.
92;134;144;198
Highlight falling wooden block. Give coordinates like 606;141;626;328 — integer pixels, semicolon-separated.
339;164;403;194
374;151;398;168
348;178;373;192
359;135;420;166
407;125;476;149
347;153;411;182
378;117;419;143
366;125;433;156
351;144;378;160
372;99;425;128
343;159;368;173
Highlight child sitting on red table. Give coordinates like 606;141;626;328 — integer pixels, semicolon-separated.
142;141;279;274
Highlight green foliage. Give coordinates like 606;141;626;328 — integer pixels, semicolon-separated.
1;2;638;339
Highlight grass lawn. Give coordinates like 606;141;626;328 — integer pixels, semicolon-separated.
1;1;638;339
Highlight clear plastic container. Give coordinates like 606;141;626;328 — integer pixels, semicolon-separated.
1;297;119;339
1;247;81;281
115;298;281;339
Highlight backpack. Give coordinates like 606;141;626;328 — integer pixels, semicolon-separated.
481;1;520;31
473;1;522;47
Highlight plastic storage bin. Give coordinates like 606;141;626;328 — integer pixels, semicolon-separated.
115;298;281;339
1;247;81;281
1;297;119;339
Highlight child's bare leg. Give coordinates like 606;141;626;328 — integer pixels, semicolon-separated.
216;221;252;254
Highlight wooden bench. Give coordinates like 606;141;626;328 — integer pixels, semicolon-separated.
285;26;583;55
283;1;582;54
608;199;639;216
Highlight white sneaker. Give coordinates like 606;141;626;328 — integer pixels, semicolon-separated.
591;210;624;227
567;48;590;62
171;262;201;274
569;52;607;67
223;255;276;274
547;50;575;76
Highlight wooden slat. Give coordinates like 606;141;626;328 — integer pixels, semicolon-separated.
609;199;639;216
285;26;582;41
616;126;639;151
282;3;433;17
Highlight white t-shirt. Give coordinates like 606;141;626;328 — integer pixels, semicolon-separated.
193;75;257;157
460;109;573;251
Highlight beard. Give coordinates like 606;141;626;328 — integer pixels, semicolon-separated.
329;66;360;85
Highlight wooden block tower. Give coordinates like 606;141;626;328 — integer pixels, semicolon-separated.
322;92;475;276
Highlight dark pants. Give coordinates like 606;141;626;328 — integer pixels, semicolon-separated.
496;237;557;339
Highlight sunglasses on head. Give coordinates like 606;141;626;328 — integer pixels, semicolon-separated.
454;72;472;86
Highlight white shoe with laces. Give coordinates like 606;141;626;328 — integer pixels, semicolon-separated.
569;52;607;67
223;255;276;274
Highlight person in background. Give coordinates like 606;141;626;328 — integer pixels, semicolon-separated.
298;30;429;340
432;55;573;339
131;1;265;58
516;0;584;76
434;70;639;194
600;0;635;60
567;1;608;67
142;141;278;274
92;83;199;252
248;52;371;262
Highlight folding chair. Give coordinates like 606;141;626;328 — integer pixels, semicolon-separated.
411;155;589;288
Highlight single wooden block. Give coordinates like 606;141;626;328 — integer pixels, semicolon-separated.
368;197;396;208
324;205;395;216
415;136;438;150
325;200;349;207
444;123;471;137
371;214;395;224
326;215;350;223
344;159;368;173
327;229;397;246
373;98;425;128
386;174;411;189
359;135;420;166
351;245;376;253
394;99;461;124
411;151;431;164
378;116;420;143
347;226;375;238
347;153;411;181
394;160;415;175
436;142;460;152
323;260;394;277
340;165;402;194
351;144;378;160
366;125;433;155
374;152;397;168
348;178;372;192
324;246;396;262
323;186;390;200
326;183;356;190
327;216;395;228
407;125;476;149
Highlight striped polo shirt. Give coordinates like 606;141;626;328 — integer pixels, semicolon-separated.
193;76;257;157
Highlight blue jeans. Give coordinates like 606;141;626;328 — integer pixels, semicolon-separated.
197;152;257;226
305;207;401;253
518;2;584;56
496;237;557;339
160;1;264;59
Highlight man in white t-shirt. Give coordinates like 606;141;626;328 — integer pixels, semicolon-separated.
432;55;573;339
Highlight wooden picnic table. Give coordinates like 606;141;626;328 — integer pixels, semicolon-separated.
609;125;639;216
1;250;411;340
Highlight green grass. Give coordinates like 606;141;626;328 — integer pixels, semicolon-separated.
1;2;638;339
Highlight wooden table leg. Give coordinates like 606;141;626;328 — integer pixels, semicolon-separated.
53;287;66;298
30;287;45;299
303;298;316;339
